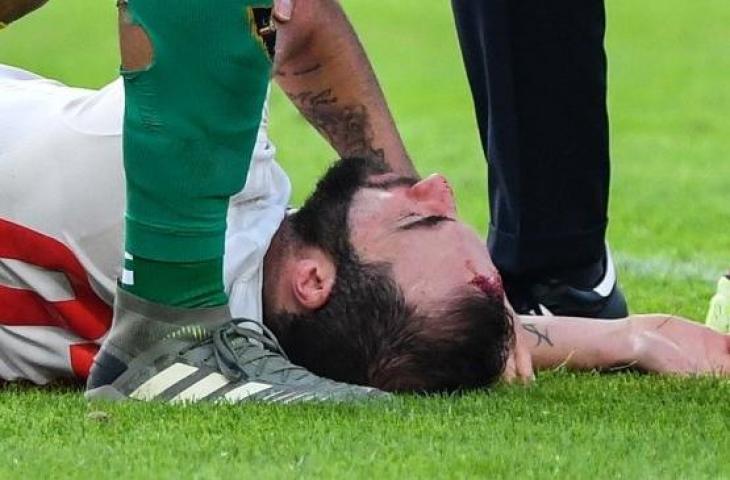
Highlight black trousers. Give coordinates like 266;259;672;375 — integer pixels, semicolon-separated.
452;0;610;276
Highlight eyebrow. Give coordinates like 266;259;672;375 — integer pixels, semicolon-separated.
398;215;455;230
364;176;419;191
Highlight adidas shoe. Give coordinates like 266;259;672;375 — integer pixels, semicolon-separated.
706;274;730;333
86;288;387;403
505;247;628;319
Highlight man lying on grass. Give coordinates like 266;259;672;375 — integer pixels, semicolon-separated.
1;0;531;401
2;65;730;397
0;63;515;395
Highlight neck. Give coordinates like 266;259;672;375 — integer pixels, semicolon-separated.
262;217;296;321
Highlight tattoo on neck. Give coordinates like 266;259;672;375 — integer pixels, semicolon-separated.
522;323;554;347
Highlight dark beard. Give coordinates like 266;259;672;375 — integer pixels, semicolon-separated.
265;254;412;386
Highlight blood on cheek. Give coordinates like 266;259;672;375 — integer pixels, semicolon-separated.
469;274;504;298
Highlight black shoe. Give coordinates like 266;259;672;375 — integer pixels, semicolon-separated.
504;247;628;319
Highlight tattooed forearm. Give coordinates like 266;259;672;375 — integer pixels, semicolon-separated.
271;0;414;175
522;323;554;347
286;87;385;161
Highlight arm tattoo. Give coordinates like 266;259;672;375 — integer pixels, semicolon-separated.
522;323;554;347
286;87;385;161
275;63;323;78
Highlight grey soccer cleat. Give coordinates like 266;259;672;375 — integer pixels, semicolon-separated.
86;288;388;403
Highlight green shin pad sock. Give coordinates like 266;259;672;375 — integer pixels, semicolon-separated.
122;255;227;308
119;0;272;307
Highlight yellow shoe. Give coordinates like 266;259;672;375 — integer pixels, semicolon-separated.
706;274;730;332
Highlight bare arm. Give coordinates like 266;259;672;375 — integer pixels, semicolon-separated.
0;0;48;25
272;0;416;176
523;314;730;375
521;316;634;371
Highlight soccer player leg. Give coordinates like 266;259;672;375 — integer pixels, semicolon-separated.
451;0;626;319
86;0;386;403
118;0;271;308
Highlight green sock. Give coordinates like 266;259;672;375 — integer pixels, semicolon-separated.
117;0;273;309
121;255;227;308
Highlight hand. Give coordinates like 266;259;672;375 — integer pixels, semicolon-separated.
273;0;294;22
502;313;535;384
631;315;730;375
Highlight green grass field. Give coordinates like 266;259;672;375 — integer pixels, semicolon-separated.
1;1;729;478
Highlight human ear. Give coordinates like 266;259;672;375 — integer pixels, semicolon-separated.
291;252;335;310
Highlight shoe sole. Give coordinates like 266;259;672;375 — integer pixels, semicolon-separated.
85;385;129;402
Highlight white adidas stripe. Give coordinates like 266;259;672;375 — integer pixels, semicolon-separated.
268;391;297;403
121;268;134;286
130;363;198;400
223;382;271;402
170;372;230;403
282;392;315;404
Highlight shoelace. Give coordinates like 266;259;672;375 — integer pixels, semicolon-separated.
211;319;314;384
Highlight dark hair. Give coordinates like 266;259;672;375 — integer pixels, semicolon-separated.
272;270;514;393
286;156;390;259
370;291;514;392
265;158;513;392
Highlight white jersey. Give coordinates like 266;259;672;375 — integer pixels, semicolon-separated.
0;65;291;384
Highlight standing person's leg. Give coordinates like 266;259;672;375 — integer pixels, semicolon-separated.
116;0;270;308
451;0;627;318
86;0;269;395
120;1;270;308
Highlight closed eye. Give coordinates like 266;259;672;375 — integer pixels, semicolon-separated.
399;215;454;230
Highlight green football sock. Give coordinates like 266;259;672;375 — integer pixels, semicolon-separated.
121;256;227;308
119;0;272;308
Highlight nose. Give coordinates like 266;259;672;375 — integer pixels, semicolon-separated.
407;174;457;216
